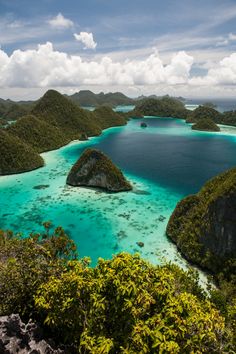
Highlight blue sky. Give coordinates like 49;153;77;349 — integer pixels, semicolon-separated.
0;0;236;99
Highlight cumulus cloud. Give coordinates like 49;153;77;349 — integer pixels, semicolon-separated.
74;32;97;49
0;43;194;88
190;52;236;86
48;13;74;29
0;41;235;90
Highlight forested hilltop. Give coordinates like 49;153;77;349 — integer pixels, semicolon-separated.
0;90;127;175
0;225;234;353
132;97;236;127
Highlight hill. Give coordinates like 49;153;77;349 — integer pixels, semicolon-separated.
32;90;102;139
69;90;135;107
93;106;127;129
191;118;220;132
67;148;132;192
7;114;69;153
167;167;236;276
0;90;127;175
0;98;33;122
186;106;221;123
0;130;44;175
133;97;189;119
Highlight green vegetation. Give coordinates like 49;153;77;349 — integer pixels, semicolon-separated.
133;97;189;119
69;90;134;107
32;89;102;139
0;98;33;122
220;111;236;126
0;225;234;353
192;118;220;132
0;130;44;174
0;90;127;175
186;106;221;123
166;167;236;336
7;114;69;153
93;106;127;129
67;148;132;192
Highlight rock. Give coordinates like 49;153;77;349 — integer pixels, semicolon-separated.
33;185;50;190
136;242;144;248
140;122;147;128
80;133;88;141
66;148;132;192
0;314;66;353
166;167;236;273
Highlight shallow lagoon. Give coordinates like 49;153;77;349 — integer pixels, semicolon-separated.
0;117;236;274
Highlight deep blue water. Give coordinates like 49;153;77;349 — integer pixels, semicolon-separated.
63;118;236;195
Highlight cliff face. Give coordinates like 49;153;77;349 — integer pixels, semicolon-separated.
203;192;236;256
0;314;65;353
166;167;236;273
66;149;132;192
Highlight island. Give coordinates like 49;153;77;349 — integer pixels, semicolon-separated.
140;122;147;128
166;167;236;280
191;118;220;132
0;90;127;175
66;148;132;192
186;105;221;123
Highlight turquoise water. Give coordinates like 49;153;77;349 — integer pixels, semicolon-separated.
0;118;236;276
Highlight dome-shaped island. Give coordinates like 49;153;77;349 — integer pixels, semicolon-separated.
66;148;132;192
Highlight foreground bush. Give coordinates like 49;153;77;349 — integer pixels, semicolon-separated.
0;226;234;353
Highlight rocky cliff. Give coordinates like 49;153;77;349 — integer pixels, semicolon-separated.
166;167;236;273
0;314;66;353
66;148;132;192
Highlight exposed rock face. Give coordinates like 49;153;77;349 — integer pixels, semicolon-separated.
66;148;132;192
140;122;147;128
166;167;236;273
203;192;236;256
0;314;65;353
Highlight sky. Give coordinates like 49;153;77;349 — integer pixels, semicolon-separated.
0;0;236;100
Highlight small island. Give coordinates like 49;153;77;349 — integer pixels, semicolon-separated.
140;122;147;128
66;148;132;192
191;118;220;132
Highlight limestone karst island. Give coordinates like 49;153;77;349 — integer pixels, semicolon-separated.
0;1;236;353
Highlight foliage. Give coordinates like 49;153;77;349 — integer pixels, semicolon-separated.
0;226;234;352
220;111;236;126
167;167;236;338
0;129;44;175
134;97;189;119
7;114;70;153
0;90;127;175
186;106;221;123
0;224;77;317
69;90;135;108
192;118;220;132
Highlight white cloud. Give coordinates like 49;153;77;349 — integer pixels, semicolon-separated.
0;43;193;88
48;13;74;29
74;32;97;49
190;53;236;86
0;42;236;93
